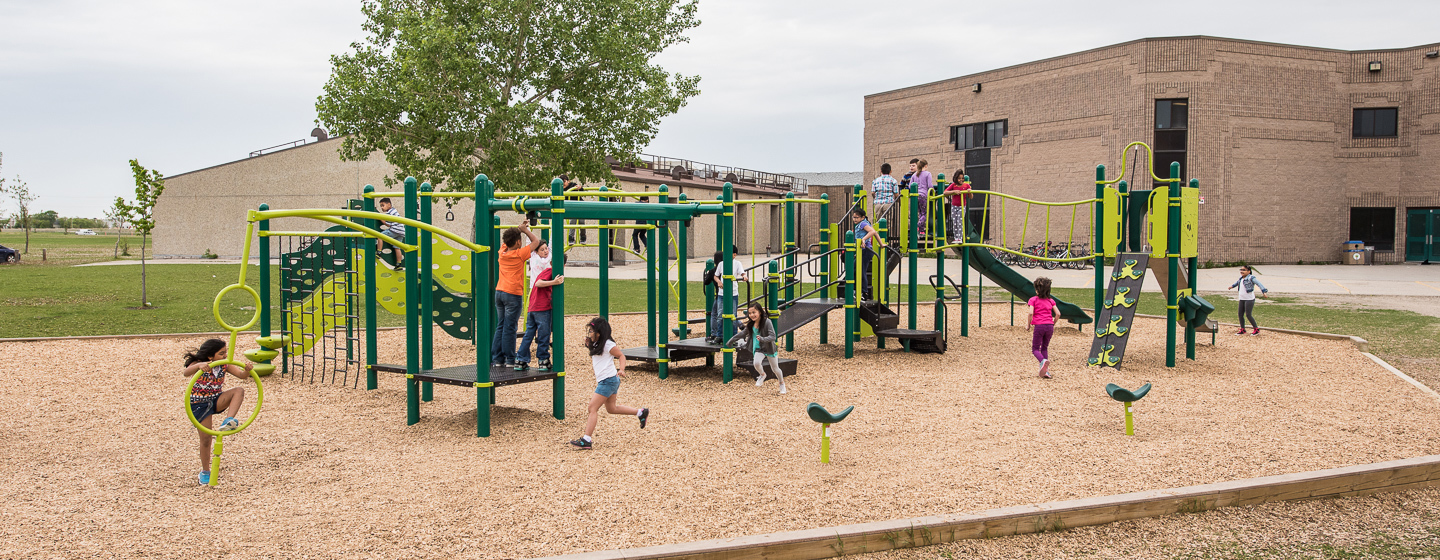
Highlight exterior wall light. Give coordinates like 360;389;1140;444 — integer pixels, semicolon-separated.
1368;61;1382;72
972;83;982;93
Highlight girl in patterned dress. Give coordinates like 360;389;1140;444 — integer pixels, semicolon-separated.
182;339;253;485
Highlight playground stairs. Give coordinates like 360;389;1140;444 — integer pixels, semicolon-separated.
1147;261;1220;333
1089;253;1150;369
859;300;946;354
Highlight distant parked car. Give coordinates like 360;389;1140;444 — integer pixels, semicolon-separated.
0;245;18;263
75;229;97;235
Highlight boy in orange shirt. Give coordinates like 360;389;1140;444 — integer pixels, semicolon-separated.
492;219;543;367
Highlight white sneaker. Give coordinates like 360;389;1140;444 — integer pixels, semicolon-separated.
1039;359;1051;379
755;375;765;387
779;384;788;395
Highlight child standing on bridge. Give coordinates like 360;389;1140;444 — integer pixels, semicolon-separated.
572;318;649;449
181;338;253;485
1026;277;1057;379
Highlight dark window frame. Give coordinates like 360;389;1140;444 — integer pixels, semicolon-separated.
1153;99;1189;185
1350;207;1397;252
951;119;1008;151
1352;108;1398;138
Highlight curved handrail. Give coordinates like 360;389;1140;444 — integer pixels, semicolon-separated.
1097;141;1183;186
249;209;487;254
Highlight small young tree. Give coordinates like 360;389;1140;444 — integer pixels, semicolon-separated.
8;177;36;253
104;198;130;259
116;160;165;308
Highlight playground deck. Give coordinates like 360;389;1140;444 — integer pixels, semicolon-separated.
4;308;1438;559
372;362;560;387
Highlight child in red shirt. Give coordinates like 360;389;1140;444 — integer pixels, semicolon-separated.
1027;277;1057;379
943;173;972;242
517;241;564;371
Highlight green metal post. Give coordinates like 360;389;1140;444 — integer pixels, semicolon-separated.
598;186;609;320
819;194;830;345
844;230;856;359
677;193;689;340
257;203;271;360
907;185;918;332
658;185;670;380
475;175;494;437
768;260;780;358
363;189;378;389
1094;165;1106;328
722;183;735;383
420;183;434;403
936;220;946;333
960;226;970;338
647;215;656;349
978;266;983;327
876;217;887;350
784;192;796;351
404;177;419;426
1124;402;1135;436
1166;162;1180;368
550;178;566;419
1187;177;1199;360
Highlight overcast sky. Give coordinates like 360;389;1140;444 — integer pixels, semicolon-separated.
2;0;1437;217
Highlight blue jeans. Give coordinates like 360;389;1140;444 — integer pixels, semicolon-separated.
517;310;553;364
710;292;735;339
490;291;523;364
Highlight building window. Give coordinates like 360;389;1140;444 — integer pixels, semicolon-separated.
1350;207;1396;252
1154;99;1188;185
951;119;1007;151
1353;108;1398;138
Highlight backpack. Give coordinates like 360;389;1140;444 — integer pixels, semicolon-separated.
703;266;716;287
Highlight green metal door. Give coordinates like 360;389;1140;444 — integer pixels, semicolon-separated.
1406;209;1438;261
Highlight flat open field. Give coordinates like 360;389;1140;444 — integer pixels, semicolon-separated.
2;307;1437;559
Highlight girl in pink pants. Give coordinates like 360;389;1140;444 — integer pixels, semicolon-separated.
1027;277;1057;379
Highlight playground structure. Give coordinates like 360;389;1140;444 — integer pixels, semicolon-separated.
191;141;1213;454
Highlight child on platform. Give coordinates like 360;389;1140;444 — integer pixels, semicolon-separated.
943;171;972;242
492;219;542;367
517;241;564;371
1027;277;1058;379
181;338;254;485
571;317;649;449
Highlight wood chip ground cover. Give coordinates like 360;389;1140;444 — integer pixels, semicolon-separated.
1;307;1436;559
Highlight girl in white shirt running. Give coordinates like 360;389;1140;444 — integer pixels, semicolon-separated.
571;317;649;449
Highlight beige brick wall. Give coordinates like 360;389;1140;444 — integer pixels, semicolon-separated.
156;142;802;267
865;36;1440;264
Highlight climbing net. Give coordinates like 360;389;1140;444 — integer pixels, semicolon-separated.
277;231;365;387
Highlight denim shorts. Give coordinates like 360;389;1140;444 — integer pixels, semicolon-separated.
383;229;405;242
190;399;219;423
594;376;621;397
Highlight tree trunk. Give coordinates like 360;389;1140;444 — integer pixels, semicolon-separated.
23;222;29;253
114;230;121;259
141;232;148;307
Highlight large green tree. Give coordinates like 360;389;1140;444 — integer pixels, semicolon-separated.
316;0;701;194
